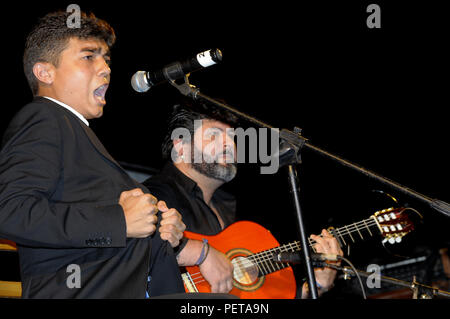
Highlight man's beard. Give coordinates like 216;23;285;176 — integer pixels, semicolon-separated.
191;147;237;183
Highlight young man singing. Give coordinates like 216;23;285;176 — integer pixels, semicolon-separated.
0;10;185;298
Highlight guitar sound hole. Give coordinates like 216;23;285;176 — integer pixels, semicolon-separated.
232;256;259;285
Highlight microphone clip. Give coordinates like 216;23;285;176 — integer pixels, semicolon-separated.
167;73;199;98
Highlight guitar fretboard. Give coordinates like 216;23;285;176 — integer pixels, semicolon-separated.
246;217;379;276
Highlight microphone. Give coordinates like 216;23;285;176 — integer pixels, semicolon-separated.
273;252;340;264
131;48;223;92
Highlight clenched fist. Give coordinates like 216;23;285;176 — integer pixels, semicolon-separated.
157;201;186;247
119;188;159;238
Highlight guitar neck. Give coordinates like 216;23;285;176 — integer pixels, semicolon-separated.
326;217;380;248
286;217;380;251
248;217;379;276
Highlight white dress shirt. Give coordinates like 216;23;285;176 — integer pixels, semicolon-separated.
42;96;89;127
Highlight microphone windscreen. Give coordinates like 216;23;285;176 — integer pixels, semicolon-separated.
131;71;150;92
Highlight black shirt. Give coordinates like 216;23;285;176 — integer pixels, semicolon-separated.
143;162;237;237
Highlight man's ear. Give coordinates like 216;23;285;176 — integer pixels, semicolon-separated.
173;138;184;158
32;62;55;85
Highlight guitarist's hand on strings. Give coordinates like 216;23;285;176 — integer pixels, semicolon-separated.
177;239;234;293
302;229;343;298
199;245;234;293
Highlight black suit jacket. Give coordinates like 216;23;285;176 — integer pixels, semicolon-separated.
0;97;183;298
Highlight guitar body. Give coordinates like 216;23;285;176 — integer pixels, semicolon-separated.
183;221;297;299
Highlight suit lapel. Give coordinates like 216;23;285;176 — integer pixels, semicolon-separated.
80;124;124;170
81;124;150;193
36;96;134;181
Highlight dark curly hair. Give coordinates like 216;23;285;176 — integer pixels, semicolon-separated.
23;10;116;95
161;98;240;160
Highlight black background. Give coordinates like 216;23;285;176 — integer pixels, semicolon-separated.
0;0;449;297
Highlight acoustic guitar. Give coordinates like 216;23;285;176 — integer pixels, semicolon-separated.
182;207;416;299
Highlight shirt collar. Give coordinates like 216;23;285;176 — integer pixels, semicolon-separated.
161;162;236;205
162;162;199;195
42;96;89;126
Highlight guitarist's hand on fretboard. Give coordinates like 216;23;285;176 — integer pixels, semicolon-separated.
302;229;344;298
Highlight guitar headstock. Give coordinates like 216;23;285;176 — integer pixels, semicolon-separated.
372;207;417;244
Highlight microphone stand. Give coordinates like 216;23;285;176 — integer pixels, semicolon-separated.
167;75;450;299
321;262;450;299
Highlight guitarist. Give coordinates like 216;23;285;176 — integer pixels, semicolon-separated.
143;99;343;298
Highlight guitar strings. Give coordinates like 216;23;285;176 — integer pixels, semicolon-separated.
184;216;406;287
251;219;380;264
226;218;382;272
185;257;254;286
253;219;378;257
249;215;408;268
184;220;378;286
185;219;381;285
